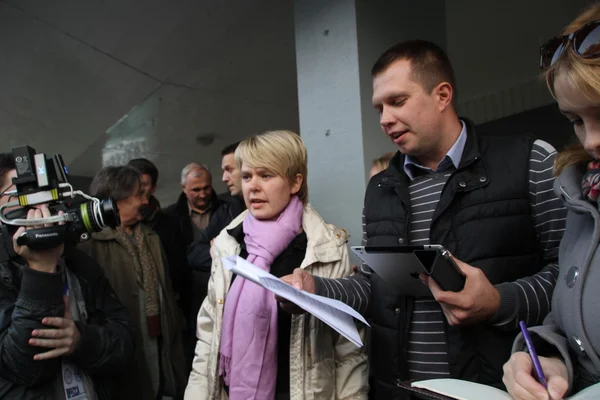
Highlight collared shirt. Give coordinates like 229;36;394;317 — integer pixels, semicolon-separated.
403;120;467;180
188;203;212;239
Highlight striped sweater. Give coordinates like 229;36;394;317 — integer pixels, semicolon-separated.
314;139;566;379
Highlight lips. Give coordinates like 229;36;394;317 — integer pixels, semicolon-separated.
390;130;408;143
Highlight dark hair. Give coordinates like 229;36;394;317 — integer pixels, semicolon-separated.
372;40;457;99
0;152;16;188
221;142;240;157
128;158;158;186
89;166;141;201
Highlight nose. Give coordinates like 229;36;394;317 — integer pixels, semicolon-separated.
247;176;260;192
141;196;149;205
584;128;600;156
222;171;228;183
379;105;395;128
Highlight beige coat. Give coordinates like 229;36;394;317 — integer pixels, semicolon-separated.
79;225;187;399
185;205;369;400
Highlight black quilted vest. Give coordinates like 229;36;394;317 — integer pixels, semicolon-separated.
364;121;541;399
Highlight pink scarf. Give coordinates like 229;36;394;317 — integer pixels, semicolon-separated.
582;160;600;203
219;196;304;399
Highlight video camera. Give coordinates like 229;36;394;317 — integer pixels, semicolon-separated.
0;146;120;262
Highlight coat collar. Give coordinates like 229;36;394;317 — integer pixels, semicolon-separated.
383;117;482;183
555;163;592;210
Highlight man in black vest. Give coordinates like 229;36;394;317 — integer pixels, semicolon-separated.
280;40;567;398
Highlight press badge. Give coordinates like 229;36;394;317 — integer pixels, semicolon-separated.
62;362;89;400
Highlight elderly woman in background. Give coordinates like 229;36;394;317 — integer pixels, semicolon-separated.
81;165;186;400
185;130;369;400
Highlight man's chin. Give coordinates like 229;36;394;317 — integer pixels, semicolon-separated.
195;203;210;212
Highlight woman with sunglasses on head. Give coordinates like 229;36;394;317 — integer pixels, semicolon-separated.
502;4;600;400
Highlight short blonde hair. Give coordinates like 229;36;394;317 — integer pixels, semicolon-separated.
547;4;600;175
235;130;308;204
371;151;395;175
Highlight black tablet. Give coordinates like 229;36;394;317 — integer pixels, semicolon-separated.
351;245;465;297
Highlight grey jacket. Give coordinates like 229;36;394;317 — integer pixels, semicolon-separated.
512;164;600;393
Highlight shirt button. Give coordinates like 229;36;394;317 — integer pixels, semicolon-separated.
566;266;579;288
218;299;224;305
398;238;404;244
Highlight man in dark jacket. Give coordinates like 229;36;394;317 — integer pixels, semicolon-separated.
128;158;189;320
164;163;226;247
163;162;227;367
280;40;567;398
187;143;246;327
0;153;135;400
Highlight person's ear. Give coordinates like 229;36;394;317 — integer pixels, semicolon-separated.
290;174;303;195
434;82;454;112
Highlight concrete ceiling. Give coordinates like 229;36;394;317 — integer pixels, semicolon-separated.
0;0;299;180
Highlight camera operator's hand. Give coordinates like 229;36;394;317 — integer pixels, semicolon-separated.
13;205;64;273
30;295;82;360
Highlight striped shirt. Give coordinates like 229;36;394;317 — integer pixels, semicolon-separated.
314;139;567;379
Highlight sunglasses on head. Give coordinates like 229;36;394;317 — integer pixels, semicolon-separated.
540;20;600;69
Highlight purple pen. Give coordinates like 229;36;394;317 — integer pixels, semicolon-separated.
519;320;548;389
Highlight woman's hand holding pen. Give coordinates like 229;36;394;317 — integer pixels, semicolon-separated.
503;352;569;400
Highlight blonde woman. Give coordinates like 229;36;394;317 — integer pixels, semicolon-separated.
185;131;368;400
369;151;395;178
503;5;600;399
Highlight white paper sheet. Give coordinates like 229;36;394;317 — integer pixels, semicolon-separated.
222;256;369;347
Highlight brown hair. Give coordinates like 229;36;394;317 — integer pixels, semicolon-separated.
372;40;457;101
89;166;142;201
547;4;600;175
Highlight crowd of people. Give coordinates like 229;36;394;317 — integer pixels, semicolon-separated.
1;4;600;400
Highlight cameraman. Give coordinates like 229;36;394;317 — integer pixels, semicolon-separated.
0;153;135;399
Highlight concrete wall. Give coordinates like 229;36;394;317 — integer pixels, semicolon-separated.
294;0;366;245
447;0;593;124
2;0;594;210
0;0;300;206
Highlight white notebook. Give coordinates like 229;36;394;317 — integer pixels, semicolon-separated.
412;378;600;400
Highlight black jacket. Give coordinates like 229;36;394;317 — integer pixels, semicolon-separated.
144;196;190;317
365;121;541;399
164;190;226;247
0;247;135;400
186;195;245;337
187;195;246;274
